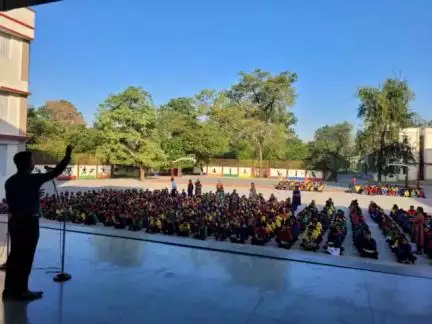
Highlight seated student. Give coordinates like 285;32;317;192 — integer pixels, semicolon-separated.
301;225;320;251
369;202;380;222
114;217;127;229
214;222;230;241
147;216;161;233
178;220;191;237
275;224;294;249
324;225;344;256
408;205;416;217
129;216;143;231
251;226;269;246
395;236;417;264
424;226;432;259
310;218;323;238
359;230;378;259
418;189;426;198
193;222;208;240
162;218;176;235
104;214;115;227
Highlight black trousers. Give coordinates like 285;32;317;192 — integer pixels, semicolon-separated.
4;216;40;293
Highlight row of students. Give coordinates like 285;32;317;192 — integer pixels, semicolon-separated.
275;180;325;192
323;208;347;256
369;202;417;264
349;200;379;259
352;184;426;198
299;201;330;251
389;204;432;259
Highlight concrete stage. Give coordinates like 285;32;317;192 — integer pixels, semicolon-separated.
0;222;431;324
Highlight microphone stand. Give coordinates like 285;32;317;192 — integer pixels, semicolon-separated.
51;178;72;283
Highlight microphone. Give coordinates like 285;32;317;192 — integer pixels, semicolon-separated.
44;166;55;171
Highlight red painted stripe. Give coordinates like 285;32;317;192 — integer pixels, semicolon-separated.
0;13;34;30
0;86;30;96
0;23;33;40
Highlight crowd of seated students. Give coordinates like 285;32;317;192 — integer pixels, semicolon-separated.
275;180;325;192
387;204;432;260
6;186;313;249
349;200;379;259
369;202;417;264
323;205;347;256
352;184;425;198
296;199;345;253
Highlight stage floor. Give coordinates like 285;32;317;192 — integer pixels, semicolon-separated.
0;223;431;324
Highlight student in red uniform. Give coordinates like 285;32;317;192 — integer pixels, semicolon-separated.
413;207;425;254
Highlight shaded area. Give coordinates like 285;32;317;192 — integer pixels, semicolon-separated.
0;224;431;324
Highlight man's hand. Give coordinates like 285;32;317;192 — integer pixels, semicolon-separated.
65;145;73;157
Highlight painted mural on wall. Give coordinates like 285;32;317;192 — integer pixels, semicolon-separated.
96;165;111;179
287;169;306;180
269;168;287;178
223;167;238;177
78;165;97;179
239;167;252;178
58;165;78;180
207;166;222;176
34;165;78;180
305;170;323;181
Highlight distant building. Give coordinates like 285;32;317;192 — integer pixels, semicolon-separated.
0;8;35;198
373;127;432;182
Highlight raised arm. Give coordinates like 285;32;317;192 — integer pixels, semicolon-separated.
34;145;73;185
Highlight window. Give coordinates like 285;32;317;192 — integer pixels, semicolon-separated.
0;33;11;59
0;144;6;177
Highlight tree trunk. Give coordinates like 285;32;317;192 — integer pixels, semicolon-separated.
139;167;145;181
377;129;387;182
258;143;263;178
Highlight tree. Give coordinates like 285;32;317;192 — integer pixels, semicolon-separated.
306;122;354;180
357;78;415;181
95;86;165;180
224;69;298;173
40;100;85;125
158;96;228;166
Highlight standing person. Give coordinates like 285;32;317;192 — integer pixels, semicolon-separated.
249;182;257;200
3;145;72;301
195;179;202;197
292;186;301;212
413;207;425;255
170;177;177;196
187;179;194;197
351;176;357;192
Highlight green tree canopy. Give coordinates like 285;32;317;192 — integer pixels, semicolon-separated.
306;122;354;180
356;78;415;181
95;86;165;179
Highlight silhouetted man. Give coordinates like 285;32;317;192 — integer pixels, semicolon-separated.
2;145;72;301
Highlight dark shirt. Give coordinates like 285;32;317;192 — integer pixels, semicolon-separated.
5;155;70;217
363;238;377;251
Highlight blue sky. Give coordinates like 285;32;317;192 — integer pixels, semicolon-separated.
29;0;432;140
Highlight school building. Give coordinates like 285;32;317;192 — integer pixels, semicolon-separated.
0;8;35;199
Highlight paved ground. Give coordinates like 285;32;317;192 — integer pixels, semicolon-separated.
0;223;431;324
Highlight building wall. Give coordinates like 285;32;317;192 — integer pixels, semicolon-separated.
0;8;34;199
0;141;20;199
424;128;432;164
399;127;432;181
